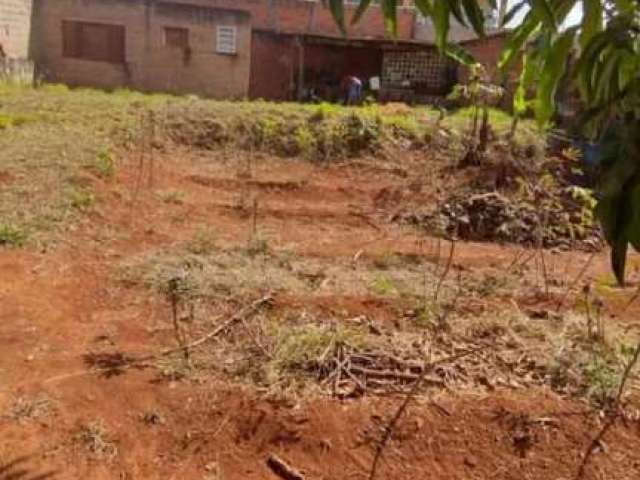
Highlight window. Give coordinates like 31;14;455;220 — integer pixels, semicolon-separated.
62;20;125;63
164;27;189;49
216;26;237;55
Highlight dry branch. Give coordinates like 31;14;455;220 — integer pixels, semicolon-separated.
266;454;305;480
43;295;273;385
137;295;273;362
368;345;486;480
434;238;456;302
556;252;596;311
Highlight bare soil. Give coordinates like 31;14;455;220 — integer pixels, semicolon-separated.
1;149;639;480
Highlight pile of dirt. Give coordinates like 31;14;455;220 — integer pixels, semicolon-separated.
394;156;603;250
434;191;601;248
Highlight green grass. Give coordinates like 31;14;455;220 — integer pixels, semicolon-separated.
0;223;28;247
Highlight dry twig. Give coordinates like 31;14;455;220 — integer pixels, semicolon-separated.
368;346;486;480
556;252;597;311
434;239;456;303
43;296;273;384
574;342;640;479
267;454;305;480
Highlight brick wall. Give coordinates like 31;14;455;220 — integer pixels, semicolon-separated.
0;0;33;58
460;33;508;83
457;33;519;108
205;0;416;40
33;0;251;98
249;31;296;100
249;31;384;101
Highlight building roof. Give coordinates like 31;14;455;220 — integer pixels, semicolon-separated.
254;28;508;50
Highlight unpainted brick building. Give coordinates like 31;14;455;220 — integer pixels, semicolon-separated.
249;31;458;102
32;0;252;98
3;0;507;102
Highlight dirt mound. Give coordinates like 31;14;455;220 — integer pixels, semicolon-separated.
394;155;603;250
434;191;601;248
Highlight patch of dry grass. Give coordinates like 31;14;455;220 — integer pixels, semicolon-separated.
75;419;118;460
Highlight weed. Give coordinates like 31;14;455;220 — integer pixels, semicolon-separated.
67;187;96;210
267;322;365;379
582;354;620;406
7;394;52;421
413;306;434;329
187;228;217;255
141;410;165;426
245;236;270;257
370;274;397;296
92;149;116;179
467;273;510;297
0;112;36;129
156;353;192;380
76;420;118;459
0;223;28;247
161;189;187;205
294;125;315;157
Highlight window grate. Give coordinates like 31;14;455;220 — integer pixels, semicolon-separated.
216;26;237;55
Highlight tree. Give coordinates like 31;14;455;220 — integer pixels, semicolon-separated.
334;0;640;285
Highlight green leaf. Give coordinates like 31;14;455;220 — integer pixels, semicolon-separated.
580;0;603;48
625;183;640;252
499;12;541;72
530;0;557;30
448;0;469;27
502;0;527;27
575;30;616;101
535;27;577;126
327;0;346;34
433;0;451;50
461;0;486;36
513;49;541;115
596;195;622;245
595;131;640;286
611;236;629;286
445;43;476;65
614;0;635;15
381;0;399;36
414;0;433;17
595;50;622;104
351;0;374;25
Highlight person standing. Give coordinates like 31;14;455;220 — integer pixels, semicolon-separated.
341;75;363;105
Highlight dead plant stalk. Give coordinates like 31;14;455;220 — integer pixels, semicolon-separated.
368;345;487;480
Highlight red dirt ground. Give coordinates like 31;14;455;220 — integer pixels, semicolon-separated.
1;152;639;479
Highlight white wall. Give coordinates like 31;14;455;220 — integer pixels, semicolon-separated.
0;0;33;58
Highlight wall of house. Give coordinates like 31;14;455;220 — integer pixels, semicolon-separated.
0;0;33;58
458;33;510;84
249;31;296;100
207;0;416;40
32;0;251;98
249;31;384;101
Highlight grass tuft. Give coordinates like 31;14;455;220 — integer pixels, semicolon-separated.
0;223;28;247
